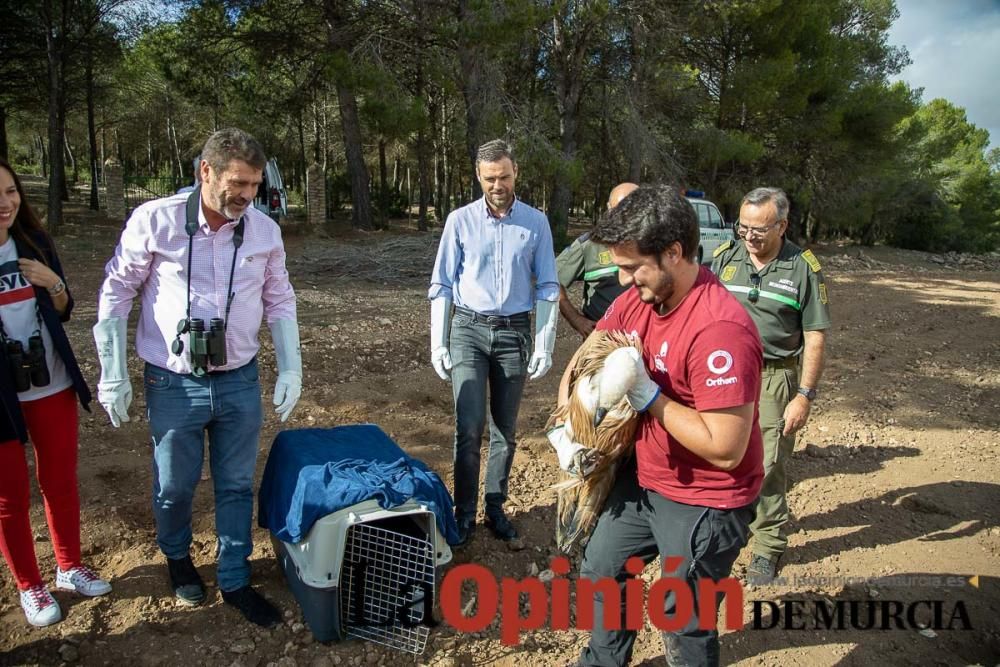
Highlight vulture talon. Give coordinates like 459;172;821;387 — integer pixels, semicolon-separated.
568;447;601;479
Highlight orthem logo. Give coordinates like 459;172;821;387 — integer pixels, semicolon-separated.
707;350;733;375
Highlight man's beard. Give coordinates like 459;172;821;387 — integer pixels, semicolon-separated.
636;268;675;309
216;192;248;220
488;191;511;208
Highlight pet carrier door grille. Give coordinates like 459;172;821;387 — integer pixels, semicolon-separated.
339;521;436;654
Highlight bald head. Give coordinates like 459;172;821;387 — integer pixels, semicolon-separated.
607;182;639;210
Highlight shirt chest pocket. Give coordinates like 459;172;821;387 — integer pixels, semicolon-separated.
504;226;536;268
238;253;267;289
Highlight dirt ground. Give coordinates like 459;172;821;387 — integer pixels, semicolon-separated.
1;185;998;666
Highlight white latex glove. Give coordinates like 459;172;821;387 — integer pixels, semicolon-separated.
270;319;302;422
430;297;453;381
547;426;601;478
527;299;558;380
622;347;661;412
93;317;132;427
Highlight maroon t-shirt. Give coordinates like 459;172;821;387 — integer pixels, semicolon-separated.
597;266;764;509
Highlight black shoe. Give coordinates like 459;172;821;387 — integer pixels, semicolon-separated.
747;553;782;586
167;556;205;606
221;585;282;628
484;508;518;541
453;516;476;548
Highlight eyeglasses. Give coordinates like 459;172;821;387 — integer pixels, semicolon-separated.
735;220;784;237
748;273;761;303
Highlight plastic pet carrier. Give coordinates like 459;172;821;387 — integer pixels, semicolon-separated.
273;499;451;653
259;424;458;655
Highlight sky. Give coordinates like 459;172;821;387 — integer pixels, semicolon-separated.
887;0;1000;151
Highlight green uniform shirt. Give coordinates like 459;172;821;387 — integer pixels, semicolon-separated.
556;233;627;321
711;239;831;360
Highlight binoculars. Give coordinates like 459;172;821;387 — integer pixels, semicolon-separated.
184;318;227;376
6;335;50;392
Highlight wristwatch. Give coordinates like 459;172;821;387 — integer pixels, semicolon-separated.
797;386;817;401
48;279;66;296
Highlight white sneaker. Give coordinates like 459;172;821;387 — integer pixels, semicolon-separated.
19;585;62;627
55;565;112;597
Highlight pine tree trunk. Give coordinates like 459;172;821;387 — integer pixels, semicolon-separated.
44;0;65;232
457;0;487;198
378;138;388;229
416;127;431;231
85;52;99;210
0;105;8;161
337;83;373;230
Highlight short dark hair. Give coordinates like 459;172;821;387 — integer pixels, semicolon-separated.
592;185;700;260
741;187;789;221
476;139;514;167
201;128;267;174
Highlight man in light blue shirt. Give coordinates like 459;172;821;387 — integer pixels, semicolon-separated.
429;139;559;548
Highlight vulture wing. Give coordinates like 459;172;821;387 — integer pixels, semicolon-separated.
548;331;643;552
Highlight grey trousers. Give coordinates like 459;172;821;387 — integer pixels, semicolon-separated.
578;458;755;667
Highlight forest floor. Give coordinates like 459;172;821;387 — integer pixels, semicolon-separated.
1;180;998;666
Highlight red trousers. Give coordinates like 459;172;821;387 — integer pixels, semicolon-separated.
0;388;81;590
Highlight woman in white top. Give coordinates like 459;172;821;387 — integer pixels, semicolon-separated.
0;159;111;627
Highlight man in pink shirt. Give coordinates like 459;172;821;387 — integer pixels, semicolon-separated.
550;186;763;666
93;128;301;627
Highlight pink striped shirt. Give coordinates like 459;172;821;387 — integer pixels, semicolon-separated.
97;192;297;374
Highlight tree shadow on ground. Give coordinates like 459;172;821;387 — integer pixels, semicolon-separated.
821;272;1000;434
790;443;921;488
788;481;1000;568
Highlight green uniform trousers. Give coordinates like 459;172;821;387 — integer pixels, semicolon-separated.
749;360;799;559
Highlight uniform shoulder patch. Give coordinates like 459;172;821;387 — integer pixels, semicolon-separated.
801;249;822;272
713;240;734;257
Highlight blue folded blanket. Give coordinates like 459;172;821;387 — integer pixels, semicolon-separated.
258;424;459;546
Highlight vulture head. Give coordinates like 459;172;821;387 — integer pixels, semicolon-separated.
574;345;643;428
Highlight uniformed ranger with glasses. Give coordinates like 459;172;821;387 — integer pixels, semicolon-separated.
711;186;831;585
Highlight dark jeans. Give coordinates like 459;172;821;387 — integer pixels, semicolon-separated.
448;309;531;519
578;458;754;667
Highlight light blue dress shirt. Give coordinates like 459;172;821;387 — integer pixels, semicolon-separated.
428;197;559;315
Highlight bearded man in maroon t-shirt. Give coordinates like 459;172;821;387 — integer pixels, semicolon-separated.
552;186;764;667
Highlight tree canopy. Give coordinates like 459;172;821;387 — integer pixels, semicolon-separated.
2;0;996;250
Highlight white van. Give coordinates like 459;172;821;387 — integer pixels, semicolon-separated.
253;158;288;223
685;192;732;264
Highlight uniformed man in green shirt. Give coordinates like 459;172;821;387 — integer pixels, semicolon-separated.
711;186;831;585
556;182;637;336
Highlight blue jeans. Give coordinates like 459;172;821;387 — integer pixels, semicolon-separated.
144;359;264;592
448;310;531;519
